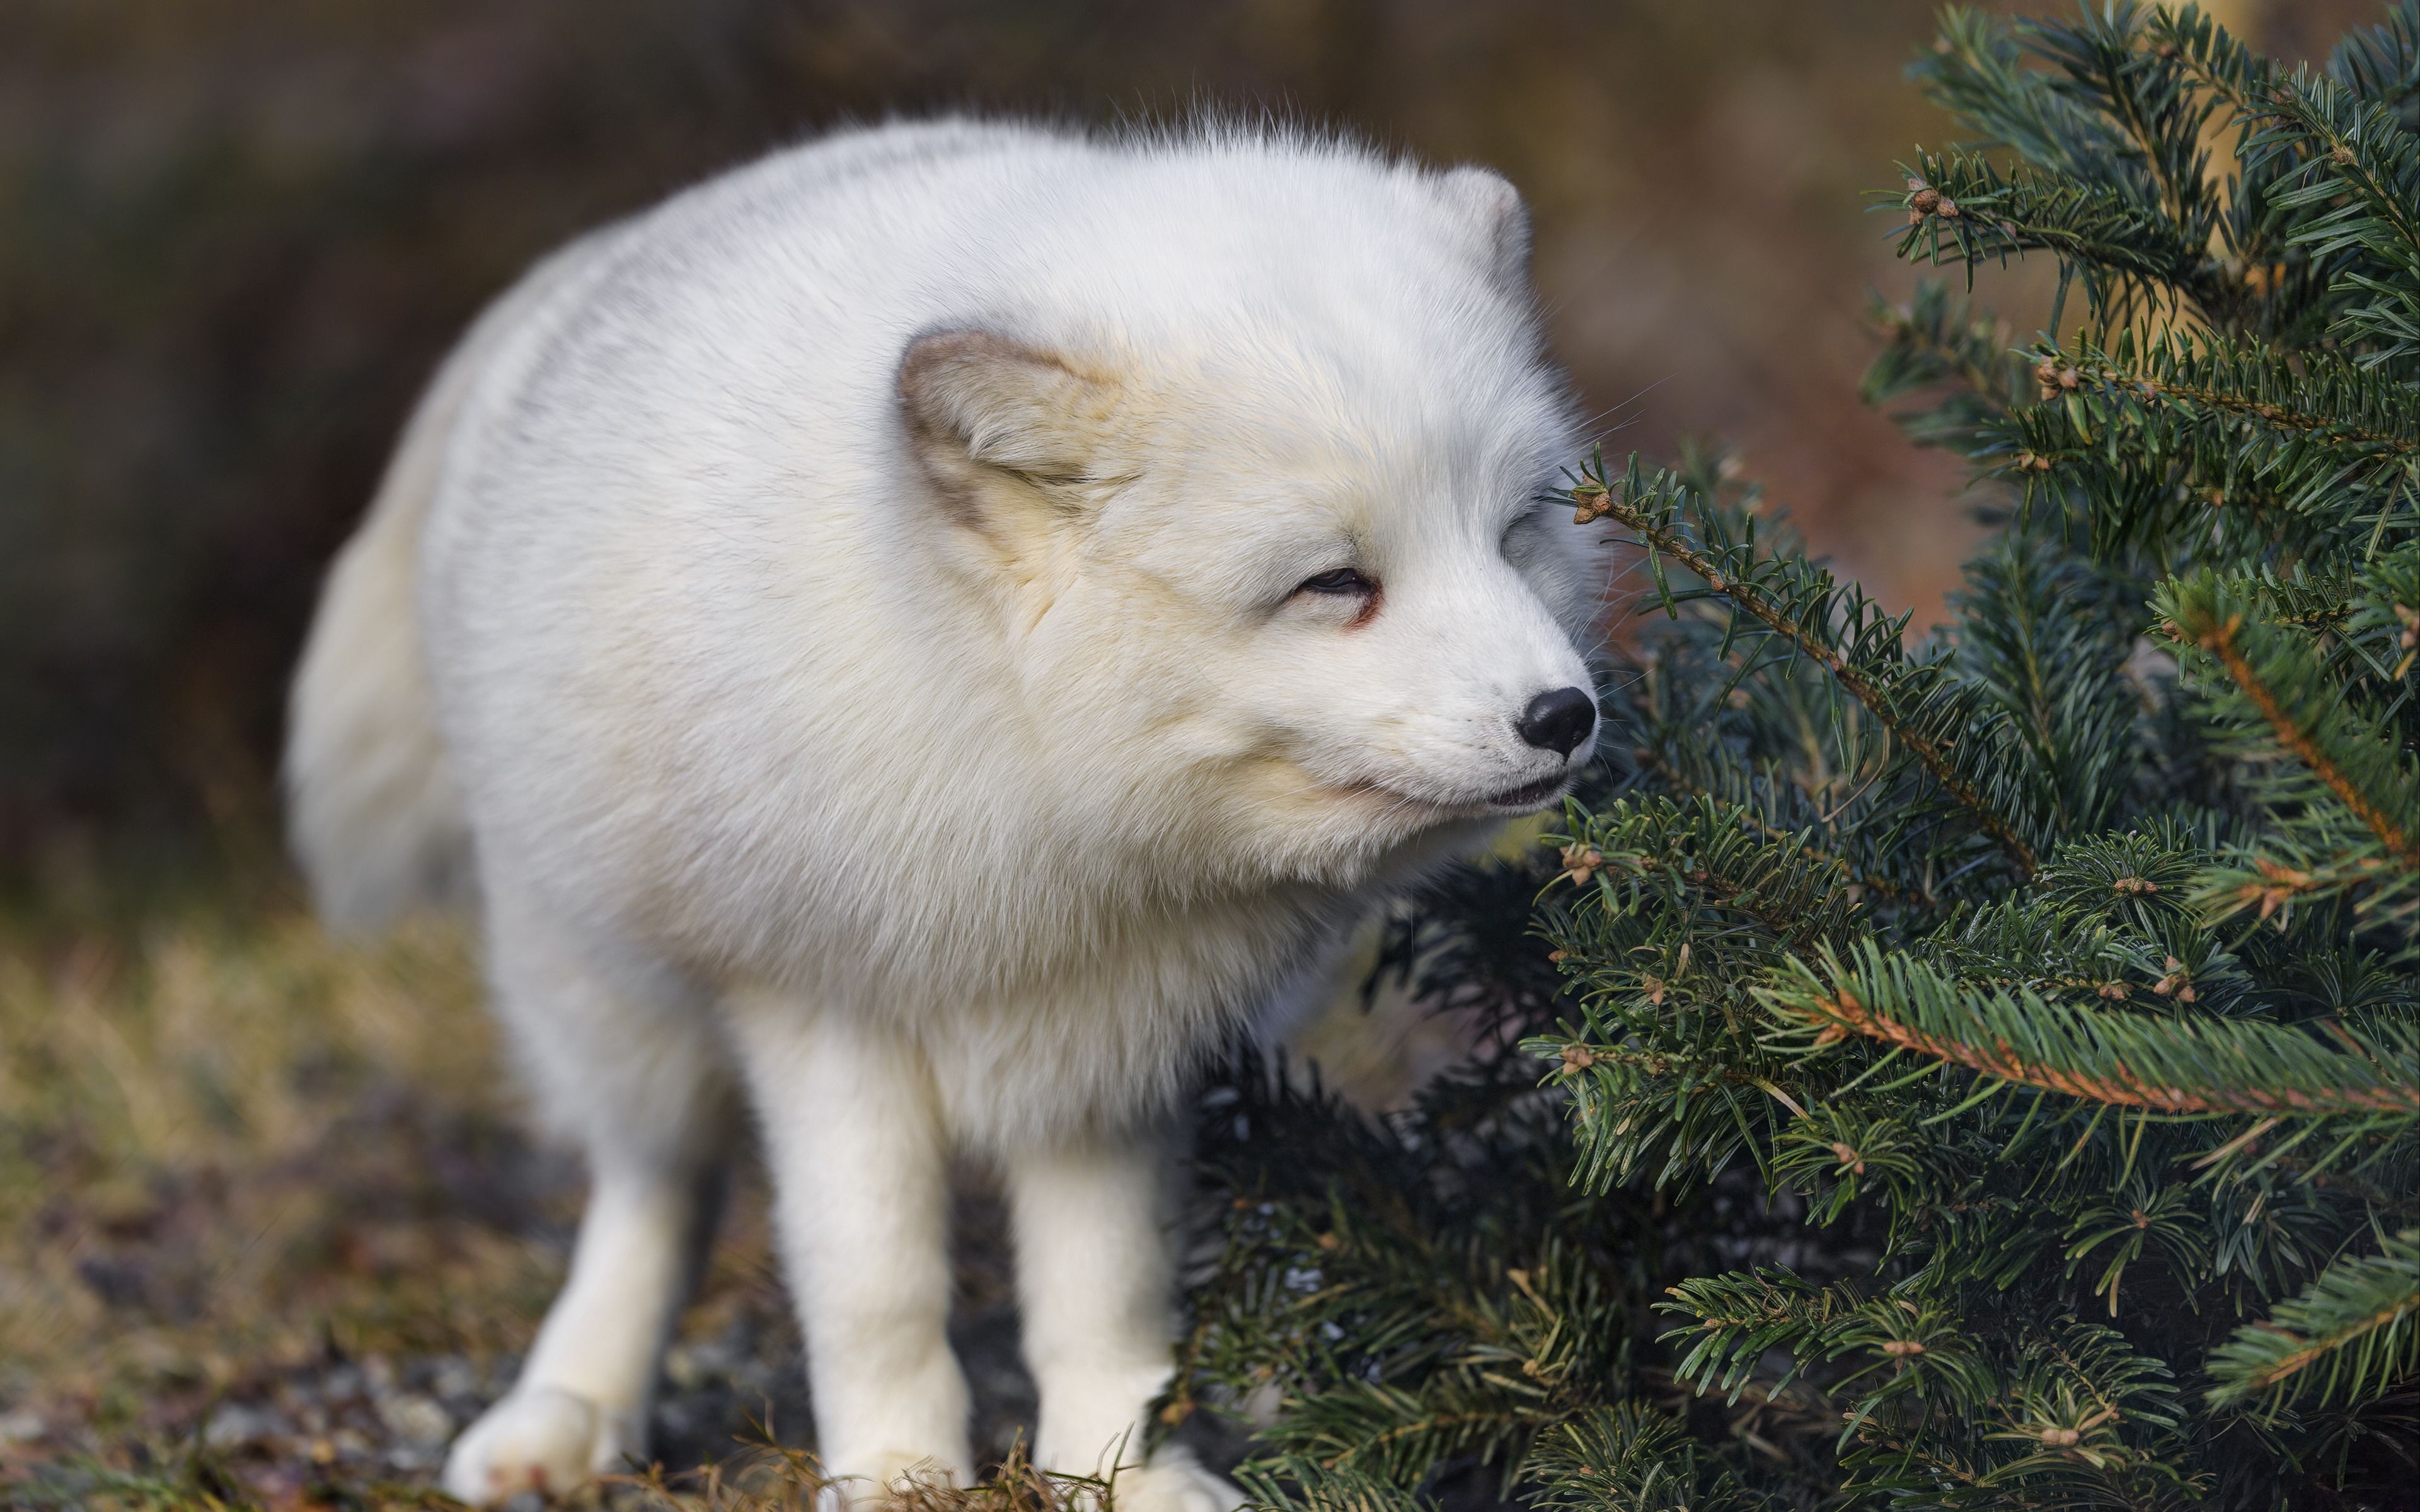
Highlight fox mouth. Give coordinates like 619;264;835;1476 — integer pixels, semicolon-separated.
1484;772;1570;810
1333;770;1572;815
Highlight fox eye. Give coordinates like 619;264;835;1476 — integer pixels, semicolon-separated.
1297;567;1376;597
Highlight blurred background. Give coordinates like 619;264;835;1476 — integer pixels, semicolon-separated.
0;0;2378;883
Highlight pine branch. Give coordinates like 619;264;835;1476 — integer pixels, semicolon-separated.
2020;4;2224;234
2048;332;2420;462
1864;282;2026;459
1949;537;2137;843
1525;1406;1782;1512
1196;3;2420;1500
2269;72;2420;285
1257;1384;1541;1484
2264;70;2420;372
2205;1229;2420;1413
1536;794;1886;1192
1765;941;2420;1118
1235;1459;1431;1512
2160;573;2420;871
1575;456;2041;876
1996;333;2420;568
2146;3;2275;122
2327;0;2420;110
1894;148;2216;318
1657;1269;1863;1400
1546;794;1875;949
1625;741;1922;907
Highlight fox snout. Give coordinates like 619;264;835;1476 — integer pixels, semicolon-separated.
1515;685;1596;757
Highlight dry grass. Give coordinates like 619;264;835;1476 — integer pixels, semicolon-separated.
1;904;509;1381
603;1436;1122;1512
0;893;561;1506
0;885;831;1508
0;879;1198;1509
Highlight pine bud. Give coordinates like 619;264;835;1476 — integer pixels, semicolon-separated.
1559;844;1603;885
1830;1142;1865;1174
1560;1043;1597;1072
1910;186;1942;214
2153;954;2198;1001
1879;1338;1924;1356
2333;144;2356;165
2041;1426;2082;1446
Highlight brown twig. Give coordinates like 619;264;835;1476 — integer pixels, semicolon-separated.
1802;987;2420;1116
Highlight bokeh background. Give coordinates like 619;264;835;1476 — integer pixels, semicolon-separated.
0;0;2153;878
0;0;2385;1501
0;0;2381;882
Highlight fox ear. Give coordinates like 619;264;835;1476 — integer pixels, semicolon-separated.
1437;165;1532;287
897;329;1122;491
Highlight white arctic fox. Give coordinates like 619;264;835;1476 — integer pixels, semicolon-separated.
286;118;1604;1508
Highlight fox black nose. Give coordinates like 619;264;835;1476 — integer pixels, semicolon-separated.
1517;686;1597;757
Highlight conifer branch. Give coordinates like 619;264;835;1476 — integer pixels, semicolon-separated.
2161;576;2420;870
1576;462;2040;877
1236;1458;1431;1512
1630;743;1922;907
1863;284;2025;459
2268;75;2420;285
1526;1407;1778;1512
2206;1231;2420;1412
2052;338;2420;458
2325;2;2420;110
1193;6;2420;1499
1549;794;1873;948
1893;149;2216;314
1766;943;2420;1118
2200;625;2418;864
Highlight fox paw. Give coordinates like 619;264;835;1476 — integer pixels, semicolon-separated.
1108;1448;1246;1512
440;1386;631;1505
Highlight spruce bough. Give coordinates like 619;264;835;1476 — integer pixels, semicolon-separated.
1174;4;2420;1506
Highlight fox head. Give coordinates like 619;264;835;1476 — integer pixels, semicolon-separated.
897;159;1604;890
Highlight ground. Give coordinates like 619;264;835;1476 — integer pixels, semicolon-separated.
0;871;1265;1510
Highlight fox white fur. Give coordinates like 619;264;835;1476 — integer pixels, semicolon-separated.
287;117;1603;1509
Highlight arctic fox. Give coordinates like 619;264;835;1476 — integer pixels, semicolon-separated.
286;118;1603;1508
